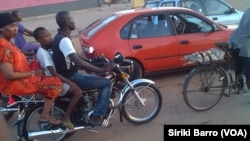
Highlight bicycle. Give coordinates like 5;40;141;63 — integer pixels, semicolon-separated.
182;42;242;112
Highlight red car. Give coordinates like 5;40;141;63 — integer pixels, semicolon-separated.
79;7;234;80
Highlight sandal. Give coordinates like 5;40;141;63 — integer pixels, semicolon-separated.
38;118;63;126
89;115;112;128
63;121;75;130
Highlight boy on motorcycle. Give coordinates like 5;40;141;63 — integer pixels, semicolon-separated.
34;27;82;130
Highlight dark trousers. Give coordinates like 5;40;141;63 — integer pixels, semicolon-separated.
231;48;244;88
241;57;250;89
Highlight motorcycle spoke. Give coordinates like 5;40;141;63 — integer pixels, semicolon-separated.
123;86;159;120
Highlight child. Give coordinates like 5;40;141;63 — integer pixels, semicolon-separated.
11;11;39;56
33;27;82;130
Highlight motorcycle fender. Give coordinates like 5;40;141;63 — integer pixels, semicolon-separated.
118;79;155;103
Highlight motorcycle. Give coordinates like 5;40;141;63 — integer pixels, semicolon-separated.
13;51;163;141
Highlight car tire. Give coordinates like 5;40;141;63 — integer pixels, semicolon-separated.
129;59;143;80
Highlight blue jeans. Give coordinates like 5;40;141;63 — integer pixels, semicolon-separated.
68;72;112;116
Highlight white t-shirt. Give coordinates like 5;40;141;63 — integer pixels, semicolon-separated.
59;37;76;69
37;47;55;76
59;37;76;57
36;46;70;96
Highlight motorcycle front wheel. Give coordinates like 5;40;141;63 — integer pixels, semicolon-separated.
22;103;66;141
121;83;162;124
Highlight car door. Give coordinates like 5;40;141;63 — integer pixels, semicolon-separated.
200;0;243;25
168;11;230;67
127;13;180;72
178;0;205;15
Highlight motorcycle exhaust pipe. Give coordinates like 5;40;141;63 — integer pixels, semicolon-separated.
28;126;86;140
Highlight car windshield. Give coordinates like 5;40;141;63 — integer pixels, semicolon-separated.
87;14;118;37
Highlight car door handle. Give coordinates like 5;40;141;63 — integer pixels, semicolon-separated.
132;45;143;49
179;40;189;44
212;17;218;20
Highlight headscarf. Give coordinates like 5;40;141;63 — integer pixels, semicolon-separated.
0;12;16;28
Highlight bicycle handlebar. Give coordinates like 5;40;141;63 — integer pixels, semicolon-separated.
215;42;231;52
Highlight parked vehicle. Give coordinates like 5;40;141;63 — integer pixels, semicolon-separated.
143;0;244;27
79;7;234;79
14;51;162;141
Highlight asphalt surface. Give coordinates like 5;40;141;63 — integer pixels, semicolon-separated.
5;1;250;141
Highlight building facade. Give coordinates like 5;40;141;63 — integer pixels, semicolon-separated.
1;0;105;18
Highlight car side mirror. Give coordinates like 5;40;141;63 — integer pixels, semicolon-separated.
230;8;236;13
224;8;235;14
213;24;225;31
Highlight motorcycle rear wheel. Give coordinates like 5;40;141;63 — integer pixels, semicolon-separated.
121;83;162;124
23;103;66;141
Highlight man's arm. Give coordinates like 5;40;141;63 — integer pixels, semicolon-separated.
78;50;90;62
23;28;33;36
68;53;105;73
60;37;107;73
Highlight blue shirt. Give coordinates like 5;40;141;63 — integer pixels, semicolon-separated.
14;22;26;49
229;8;250;57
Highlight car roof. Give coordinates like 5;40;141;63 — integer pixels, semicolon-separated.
114;7;195;16
81;6;225;37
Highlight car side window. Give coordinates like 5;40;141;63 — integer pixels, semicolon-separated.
129;14;171;38
120;22;132;39
204;0;230;15
178;0;204;15
170;13;213;34
130;23;139;38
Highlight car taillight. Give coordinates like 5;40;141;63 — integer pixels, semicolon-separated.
82;46;95;58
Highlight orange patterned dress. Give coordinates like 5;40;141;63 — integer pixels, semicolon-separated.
0;38;62;99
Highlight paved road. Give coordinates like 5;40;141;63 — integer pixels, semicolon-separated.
5;1;250;141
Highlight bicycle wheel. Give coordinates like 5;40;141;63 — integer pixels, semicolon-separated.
121;83;162;124
183;65;226;112
23;103;66;141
